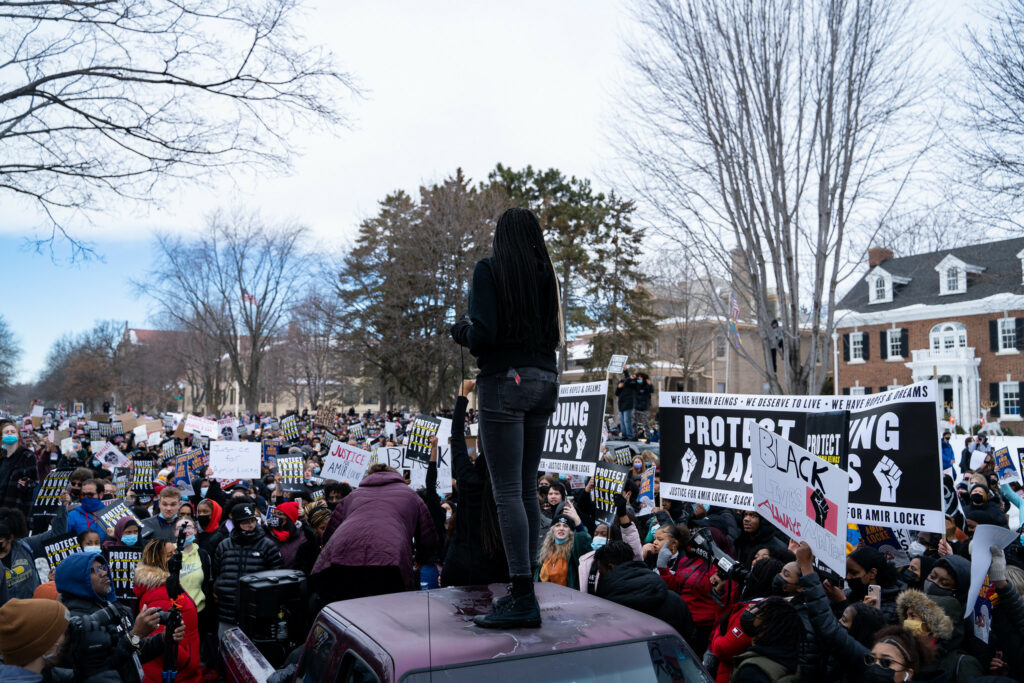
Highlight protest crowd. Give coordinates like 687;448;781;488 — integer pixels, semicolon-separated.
1;209;1023;683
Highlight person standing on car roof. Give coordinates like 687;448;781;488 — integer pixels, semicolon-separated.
450;207;563;629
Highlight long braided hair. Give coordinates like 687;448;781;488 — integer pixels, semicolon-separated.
491;208;562;352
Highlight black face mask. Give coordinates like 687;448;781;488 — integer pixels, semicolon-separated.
196;515;211;530
899;569;919;587
771;575;794;596
971;493;986;507
864;664;902;683
847;575;869;600
327;500;339;511
924;579;954;598
739;610;758;636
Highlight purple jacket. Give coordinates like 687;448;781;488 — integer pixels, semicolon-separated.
313;471;438;589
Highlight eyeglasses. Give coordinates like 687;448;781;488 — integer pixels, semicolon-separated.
90;565;108;575
81;492;96;498
864;653;907;671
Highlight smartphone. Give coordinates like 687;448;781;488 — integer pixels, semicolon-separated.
295;497;303;508
867;584;882;603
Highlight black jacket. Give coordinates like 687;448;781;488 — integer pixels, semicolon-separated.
441;397;508;587
61;594;164;682
597;560;694;645
634;380;653;411
452;257;558;377
734;521;789;568
615;378;637;411
0;446;38;515
213;525;284;624
787;584;829;681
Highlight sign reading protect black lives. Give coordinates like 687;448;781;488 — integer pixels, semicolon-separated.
538;381;607;477
659;381;944;532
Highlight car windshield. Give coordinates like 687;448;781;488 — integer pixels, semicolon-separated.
401;638;710;683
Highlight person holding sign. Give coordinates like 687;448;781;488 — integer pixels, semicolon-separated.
450;207;562;629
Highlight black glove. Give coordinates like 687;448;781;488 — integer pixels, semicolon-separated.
450;317;470;343
614;493;628;520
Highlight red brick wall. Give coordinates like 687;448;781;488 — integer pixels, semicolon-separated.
836;309;1024;434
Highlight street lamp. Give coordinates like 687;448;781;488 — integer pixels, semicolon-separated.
831;331;839;396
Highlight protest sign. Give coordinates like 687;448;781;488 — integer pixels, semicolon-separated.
183;414;218;439
384;421;397;438
131;457;156;495
217;417;238;441
109;548;142;605
638;466;657;516
33;469;73;516
592;462;631;525
72;402;84;415
31;404;44;418
613;446;634;466
348;422;366;440
322;442;373;486
109;421;124;436
60;436;75;455
280;414;300;441
321;431;337;451
277;455;304;484
98;422;112;438
964;524;1018;619
857;525;910;568
469;423;478;437
97;498;140;529
210;441;261;479
660;381;943;532
174;448;207;495
43;533;81;568
606;354;628;374
995;446;1017;484
96;441;128;469
262;440;282;464
538;381;608;477
406;414;440;464
147;430;163;447
133;424;148;443
115;412;137;431
315;404;336;428
114;467;130;498
751;426;849;576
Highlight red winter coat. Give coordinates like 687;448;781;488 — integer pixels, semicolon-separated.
709;601;756;683
659;556;722;626
314;471;438;590
133;562;201;683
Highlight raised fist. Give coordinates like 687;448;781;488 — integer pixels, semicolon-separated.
873;456;902;503
810;487;829;527
681;448;698;482
575;430;587;460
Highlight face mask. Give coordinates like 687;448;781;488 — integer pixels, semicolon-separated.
82;545;102;554
121;534;138;546
197;515;211;529
554;536;570;545
903;618;924;635
908;541;926;557
1;435;17;446
92;459;102;467
201;487;209;498
101;494;113;501
313;467;321;475
847;575;868;599
267;483;277;492
924;579;954;598
633;462;642;470
184;535;196;546
771;574;795;596
327;501;339;511
971;493;986;506
739;610;758;636
160;512;178;522
591;536;608;550
864;664;904;683
900;569;918;586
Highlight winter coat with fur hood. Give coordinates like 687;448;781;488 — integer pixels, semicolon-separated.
133;562;201;683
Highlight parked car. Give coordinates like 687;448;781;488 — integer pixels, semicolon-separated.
222;582;711;683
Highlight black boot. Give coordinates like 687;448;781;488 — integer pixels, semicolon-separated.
475;577;540;629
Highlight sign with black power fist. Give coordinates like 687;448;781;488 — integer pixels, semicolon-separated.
538;381;607;477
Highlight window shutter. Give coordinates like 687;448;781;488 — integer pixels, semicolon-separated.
879;386;887;393
990;383;1001;417
864;387;872;394
990;320;999;352
843;334;850;361
879;331;888;360
900;328;909;357
1016;318;1024;351
842;387;850;395
862;333;870;361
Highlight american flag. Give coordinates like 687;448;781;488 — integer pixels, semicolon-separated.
728;292;742;348
242;290;258;305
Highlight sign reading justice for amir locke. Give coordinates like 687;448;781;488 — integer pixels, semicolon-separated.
538;381;607;477
659;381;943;533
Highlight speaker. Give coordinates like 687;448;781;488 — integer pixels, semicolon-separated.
237;569;308;668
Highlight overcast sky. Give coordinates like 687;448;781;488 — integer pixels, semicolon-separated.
0;0;983;384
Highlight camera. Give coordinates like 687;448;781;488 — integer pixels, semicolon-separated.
687;527;749;582
157;610;174;626
68;602;125;632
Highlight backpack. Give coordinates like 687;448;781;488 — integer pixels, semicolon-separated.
731;651;798;683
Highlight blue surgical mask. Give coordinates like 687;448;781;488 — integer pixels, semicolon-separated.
313;467;321;475
121;534;138;546
82;545;102;554
200;487;209;498
633;462;642;470
1;435;18;446
184;535;196;546
554;536;570;545
92;459;101;467
161;512;178;522
591;536;608;550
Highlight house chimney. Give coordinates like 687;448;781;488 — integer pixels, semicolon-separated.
868;247;893;268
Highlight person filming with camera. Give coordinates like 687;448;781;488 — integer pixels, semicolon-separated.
54;551;183;682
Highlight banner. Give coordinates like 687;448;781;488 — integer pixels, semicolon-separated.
322;443;373;487
43;533;81;568
33;469;74;516
109;548;142;605
751;426;849;576
321;432;337;452
209;441;261;479
375;445;452;493
184;414;218;439
276;455;304;484
638;466;657;516
660;381;943;532
538;381;607;477
96;498;140;530
406;414;440;464
592;462;631;525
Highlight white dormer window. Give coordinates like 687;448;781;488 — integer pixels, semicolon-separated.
866;266;908;304
873;277;887;302
935;254;983;295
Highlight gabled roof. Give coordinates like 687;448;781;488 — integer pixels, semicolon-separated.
837;236;1024;313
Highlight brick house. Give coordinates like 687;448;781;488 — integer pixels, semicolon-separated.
834;236;1024;434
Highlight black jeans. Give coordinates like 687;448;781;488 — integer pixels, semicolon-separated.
477;367;559;578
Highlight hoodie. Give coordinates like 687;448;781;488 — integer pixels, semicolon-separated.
597;560;694;643
55;552;115;607
935;555;972;609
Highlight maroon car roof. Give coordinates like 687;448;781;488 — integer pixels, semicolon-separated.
324;582;681;675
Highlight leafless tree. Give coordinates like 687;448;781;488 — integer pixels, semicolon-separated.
138;208;308;413
0;315;21;389
618;0;924;394
0;0;355;254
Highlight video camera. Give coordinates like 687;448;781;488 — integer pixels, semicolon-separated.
686;527;749;582
65;602;132;678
